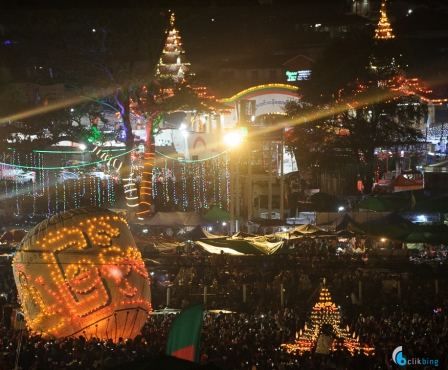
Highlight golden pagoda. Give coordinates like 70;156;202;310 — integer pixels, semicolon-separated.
374;3;395;40
155;12;192;82
281;281;375;356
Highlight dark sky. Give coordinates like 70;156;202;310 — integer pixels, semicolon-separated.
2;0;448;81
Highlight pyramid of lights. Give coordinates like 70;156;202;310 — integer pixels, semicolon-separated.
374;3;395;40
155;12;191;82
282;281;375;356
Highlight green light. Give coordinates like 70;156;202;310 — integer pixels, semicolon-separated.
239;126;248;138
33;148;126;154
156;149;229;163
0;149;134;170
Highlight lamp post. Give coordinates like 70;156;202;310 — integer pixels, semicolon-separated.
224;131;243;234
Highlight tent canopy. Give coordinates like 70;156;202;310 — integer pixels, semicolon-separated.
175;225;221;241
250;218;289;227
335;214;357;231
203;206;243;222
0;229;27;243
391;175;424;191
196;235;286;255
140;212;214;227
291;223;327;234
274;223;337;240
337;218;448;245
133;235;183;254
365;211;414;225
345;221;411;241
359;197;393;211
374;174;424;193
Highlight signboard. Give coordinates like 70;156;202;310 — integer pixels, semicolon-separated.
286;70;311;82
400;212;440;223
220;84;300;125
240;100;256;121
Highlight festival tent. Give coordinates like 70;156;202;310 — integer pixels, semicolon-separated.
390;174;424;192
0;229;27;243
402;224;448;244
175;225;221;241
133;235;183;254
373;174;424;193
271;223;338;241
203;206;243;222
342;220;411;241
365;211;414;226
280;223;337;238
195;235;286;255
141;211;214;227
291;223;328;235
359;197;394;211
250;218;290;227
335;214;357;231
340;220;448;245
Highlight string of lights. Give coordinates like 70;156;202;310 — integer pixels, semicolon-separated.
155;148;229;163
0;149;134;171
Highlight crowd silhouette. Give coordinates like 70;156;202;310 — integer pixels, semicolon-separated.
0;242;446;370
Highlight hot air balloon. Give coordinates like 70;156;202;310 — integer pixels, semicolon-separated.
12;206;152;341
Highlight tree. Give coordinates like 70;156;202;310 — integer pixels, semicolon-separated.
136;77;212;216
0;67;27;125
284;33;427;195
1;4;170;208
2;4;216;215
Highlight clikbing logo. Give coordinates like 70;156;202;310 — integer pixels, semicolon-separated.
392;346;438;367
392;346;407;366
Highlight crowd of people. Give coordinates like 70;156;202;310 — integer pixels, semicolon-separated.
0;246;446;370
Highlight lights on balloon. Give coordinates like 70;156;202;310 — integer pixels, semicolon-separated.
12;209;152;340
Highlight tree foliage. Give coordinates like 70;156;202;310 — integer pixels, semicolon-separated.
284;36;427;194
0;67;27;121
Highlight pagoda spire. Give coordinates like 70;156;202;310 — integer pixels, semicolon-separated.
155;12;192;82
281;282;375;356
374;2;395;40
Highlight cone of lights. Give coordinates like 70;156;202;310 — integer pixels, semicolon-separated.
374;3;395;40
281;284;374;356
12;207;152;340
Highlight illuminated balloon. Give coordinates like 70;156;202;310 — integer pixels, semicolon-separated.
13;206;152;340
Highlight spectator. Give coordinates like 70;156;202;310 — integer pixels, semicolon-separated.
315;324;334;360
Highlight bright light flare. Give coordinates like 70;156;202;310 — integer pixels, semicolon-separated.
108;266;124;279
223;131;242;148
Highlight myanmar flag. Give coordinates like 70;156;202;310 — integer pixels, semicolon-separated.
165;303;204;363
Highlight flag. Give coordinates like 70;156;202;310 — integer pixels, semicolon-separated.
411;191;416;210
165;303;204;363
